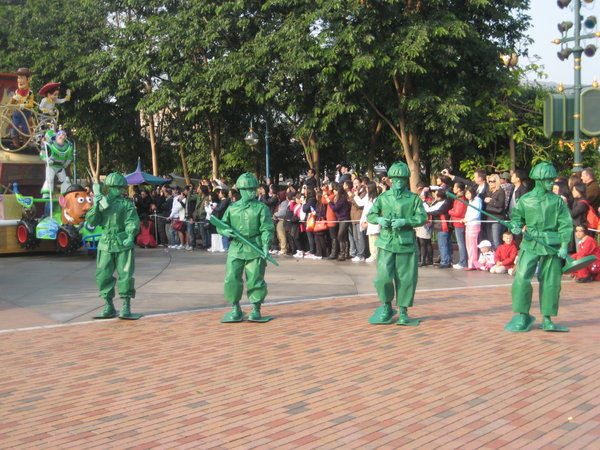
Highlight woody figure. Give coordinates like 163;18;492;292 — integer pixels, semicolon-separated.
9;68;35;149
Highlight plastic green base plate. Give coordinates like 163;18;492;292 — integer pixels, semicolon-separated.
119;313;143;320
93;313;117;320
220;311;247;323
369;306;397;324
504;314;536;332
396;316;421;326
248;315;274;323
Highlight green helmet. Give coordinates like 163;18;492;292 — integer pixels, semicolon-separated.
529;162;557;180
104;172;127;188
236;173;259;190
387;161;411;179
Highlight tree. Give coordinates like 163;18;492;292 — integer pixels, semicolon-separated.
316;0;530;187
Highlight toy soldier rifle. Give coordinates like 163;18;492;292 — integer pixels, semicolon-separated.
209;215;279;266
447;192;596;274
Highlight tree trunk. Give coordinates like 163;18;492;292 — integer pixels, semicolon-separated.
147;112;158;176
207;115;220;180
179;145;191;186
508;124;516;172
368;119;382;179
87;141;101;183
299;133;320;182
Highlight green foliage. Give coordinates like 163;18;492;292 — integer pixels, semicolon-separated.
0;0;547;182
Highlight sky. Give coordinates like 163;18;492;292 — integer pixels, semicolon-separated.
526;0;600;84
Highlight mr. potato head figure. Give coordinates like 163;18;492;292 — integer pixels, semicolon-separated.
59;184;93;225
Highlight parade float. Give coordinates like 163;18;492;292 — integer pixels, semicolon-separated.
0;69;100;254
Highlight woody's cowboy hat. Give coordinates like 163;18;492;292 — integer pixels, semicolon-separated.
16;68;34;77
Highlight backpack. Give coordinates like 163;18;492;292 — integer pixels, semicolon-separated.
581;200;599;230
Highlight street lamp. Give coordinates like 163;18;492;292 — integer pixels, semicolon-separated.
551;0;599;173
244;118;270;181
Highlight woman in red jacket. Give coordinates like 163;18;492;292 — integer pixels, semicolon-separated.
448;182;468;269
570;225;600;282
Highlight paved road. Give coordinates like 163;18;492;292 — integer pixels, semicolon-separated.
0;280;598;448
0;247;515;330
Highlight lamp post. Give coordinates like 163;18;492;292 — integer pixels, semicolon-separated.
554;0;599;173
244;118;270;181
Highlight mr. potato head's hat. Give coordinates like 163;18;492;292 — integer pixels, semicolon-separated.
38;82;61;96
16;68;34;77
64;184;87;195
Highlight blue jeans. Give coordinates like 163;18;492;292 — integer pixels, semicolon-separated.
186;222;196;247
222;236;230;250
454;227;467;267
198;219;211;248
437;231;453;266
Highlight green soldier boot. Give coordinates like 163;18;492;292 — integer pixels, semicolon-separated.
541;316;569;332
369;302;397;324
119;298;143;320
248;302;274;323
504;313;536;332
221;302;245;323
93;298;117;319
396;306;420;326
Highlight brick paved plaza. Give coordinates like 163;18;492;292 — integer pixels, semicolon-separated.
1;281;599;449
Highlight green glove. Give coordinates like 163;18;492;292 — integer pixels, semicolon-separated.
391;218;406;229
557;246;568;259
377;217;392;229
511;224;522;235
122;237;134;247
220;228;235;238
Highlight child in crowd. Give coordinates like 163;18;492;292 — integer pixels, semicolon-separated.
356;181;380;263
415;182;433;266
570;225;600;282
462;187;482;270
285;193;303;257
474;240;495;271
490;231;518;275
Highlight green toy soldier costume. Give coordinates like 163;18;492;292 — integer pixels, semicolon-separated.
506;162;573;332
86;173;141;320
366;162;427;325
218;173;275;322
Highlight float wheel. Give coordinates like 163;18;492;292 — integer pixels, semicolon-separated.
16;219;39;249
56;225;82;254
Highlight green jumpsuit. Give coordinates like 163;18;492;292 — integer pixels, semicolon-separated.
510;189;572;317
221;198;274;305
366;188;427;307
86;195;140;301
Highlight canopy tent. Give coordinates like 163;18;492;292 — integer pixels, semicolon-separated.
125;158;170;185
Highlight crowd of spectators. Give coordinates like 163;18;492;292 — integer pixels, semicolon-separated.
126;164;600;283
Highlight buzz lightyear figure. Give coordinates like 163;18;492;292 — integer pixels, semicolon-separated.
40;129;73;199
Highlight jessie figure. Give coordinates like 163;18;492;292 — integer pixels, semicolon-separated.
38;82;71;124
59;184;93;225
9;68;35;148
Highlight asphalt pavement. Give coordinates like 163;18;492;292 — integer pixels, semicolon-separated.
0;247;516;331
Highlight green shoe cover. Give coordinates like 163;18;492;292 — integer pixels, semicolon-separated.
248;303;274;322
541;316;569;332
93;299;117;319
396;307;420;326
221;303;245;323
504;313;535;332
119;298;143;320
369;304;396;324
